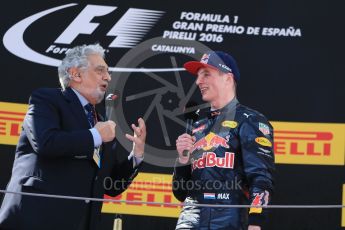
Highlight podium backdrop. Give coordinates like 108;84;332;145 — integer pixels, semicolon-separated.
1;0;344;229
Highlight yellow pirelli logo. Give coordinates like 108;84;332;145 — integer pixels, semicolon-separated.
272;122;345;165
0;102;27;145
102;173;181;218
1;102;345;167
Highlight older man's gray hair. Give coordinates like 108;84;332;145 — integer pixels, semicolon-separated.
58;44;105;90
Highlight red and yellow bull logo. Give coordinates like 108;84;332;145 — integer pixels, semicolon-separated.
191;152;235;170
192;132;229;152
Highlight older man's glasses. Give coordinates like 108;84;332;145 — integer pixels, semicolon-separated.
94;66;112;77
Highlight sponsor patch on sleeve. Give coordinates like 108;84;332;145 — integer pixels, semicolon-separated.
255;137;272;147
221;120;238;128
259;122;270;135
249;191;269;214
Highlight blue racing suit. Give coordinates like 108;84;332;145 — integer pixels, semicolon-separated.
173;98;275;229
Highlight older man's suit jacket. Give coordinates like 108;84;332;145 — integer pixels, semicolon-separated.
0;87;139;230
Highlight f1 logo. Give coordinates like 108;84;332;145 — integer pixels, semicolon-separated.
55;5;164;48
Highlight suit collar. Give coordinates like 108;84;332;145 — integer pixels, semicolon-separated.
62;87;105;122
62;87;80;103
62;87;91;128
208;97;239;119
70;88;89;107
221;97;239;113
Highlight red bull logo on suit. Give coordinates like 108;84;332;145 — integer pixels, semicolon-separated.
192;132;229;152
191;152;235;170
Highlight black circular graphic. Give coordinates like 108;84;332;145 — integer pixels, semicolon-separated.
106;37;213;167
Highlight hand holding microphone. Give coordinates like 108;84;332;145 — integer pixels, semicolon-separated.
182;118;194;157
176;101;200;163
176;134;195;164
93;92;119;143
95;121;116;142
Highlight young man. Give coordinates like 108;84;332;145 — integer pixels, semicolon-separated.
173;51;275;230
0;44;146;230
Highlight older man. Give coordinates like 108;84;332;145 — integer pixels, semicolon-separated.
0;44;146;230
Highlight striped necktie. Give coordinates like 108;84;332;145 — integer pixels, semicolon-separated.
84;103;96;127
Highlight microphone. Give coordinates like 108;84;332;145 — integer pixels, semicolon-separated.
106;93;118;101
105;91;119;120
182;101;200;157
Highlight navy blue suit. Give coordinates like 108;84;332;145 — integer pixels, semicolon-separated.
0;87;138;230
173;99;275;229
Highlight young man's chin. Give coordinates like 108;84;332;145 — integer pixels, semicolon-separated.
202;95;211;102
